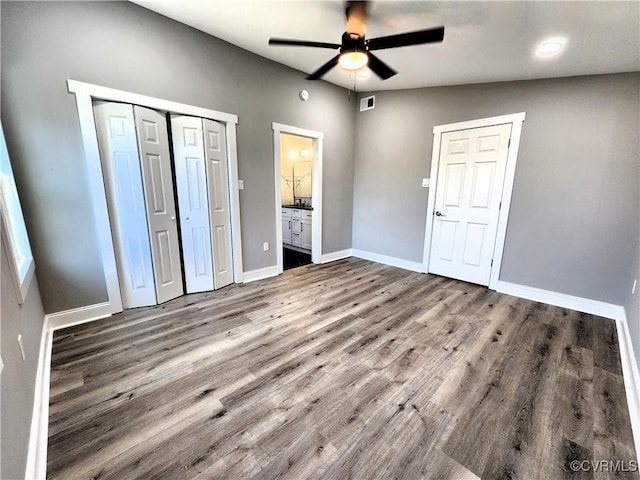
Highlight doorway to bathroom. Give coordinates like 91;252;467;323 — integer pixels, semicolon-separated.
272;123;323;274
280;133;313;270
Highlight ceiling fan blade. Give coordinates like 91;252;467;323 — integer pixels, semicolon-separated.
367;26;445;51
306;54;341;80
269;38;341;49
367;52;397;80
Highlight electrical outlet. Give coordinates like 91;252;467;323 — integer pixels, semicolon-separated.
238;179;244;190
18;334;26;361
633;279;637;295
422;178;430;188
263;242;269;251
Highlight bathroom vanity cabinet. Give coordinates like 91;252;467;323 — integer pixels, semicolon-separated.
282;207;312;252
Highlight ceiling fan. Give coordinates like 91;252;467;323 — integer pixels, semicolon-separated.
268;1;445;81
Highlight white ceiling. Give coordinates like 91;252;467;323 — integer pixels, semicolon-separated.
130;0;640;91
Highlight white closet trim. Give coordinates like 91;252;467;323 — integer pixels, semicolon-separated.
68;80;238;124
68;80;243;313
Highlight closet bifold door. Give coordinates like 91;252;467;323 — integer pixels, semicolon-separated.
170;115;215;293
203;118;233;289
93;101;156;308
133;106;184;304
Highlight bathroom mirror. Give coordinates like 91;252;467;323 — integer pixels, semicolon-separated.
280;133;313;205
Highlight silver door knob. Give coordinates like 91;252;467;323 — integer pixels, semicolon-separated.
435;211;445;217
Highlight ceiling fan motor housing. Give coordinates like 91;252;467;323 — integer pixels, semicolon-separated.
341;32;367;55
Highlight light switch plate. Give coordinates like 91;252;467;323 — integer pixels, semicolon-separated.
238;179;244;190
0;355;3;375
422;178;430;188
263;242;269;251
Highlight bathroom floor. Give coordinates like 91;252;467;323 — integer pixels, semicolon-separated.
283;247;311;270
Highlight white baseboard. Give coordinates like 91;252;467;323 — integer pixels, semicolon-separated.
495;281;624;320
617;310;640;463
27;302;112;479
25;317;52;480
243;265;279;283
351;248;424;273
45;302;112;331
320;249;352;264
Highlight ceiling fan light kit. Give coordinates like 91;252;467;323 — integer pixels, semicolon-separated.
268;0;445;82
339;51;369;71
338;32;369;71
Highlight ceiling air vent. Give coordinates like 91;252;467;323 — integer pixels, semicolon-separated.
360;95;375;112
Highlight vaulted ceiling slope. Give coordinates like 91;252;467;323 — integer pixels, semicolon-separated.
130;0;640;91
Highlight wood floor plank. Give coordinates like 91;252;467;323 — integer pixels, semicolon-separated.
47;258;638;480
592;367;638;477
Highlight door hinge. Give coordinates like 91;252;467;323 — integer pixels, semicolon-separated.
508;138;511;148
499;201;502;210
491;259;494;267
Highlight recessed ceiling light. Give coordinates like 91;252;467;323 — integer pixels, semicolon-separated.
535;37;567;58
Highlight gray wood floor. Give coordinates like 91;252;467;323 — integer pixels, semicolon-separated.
48;258;638;479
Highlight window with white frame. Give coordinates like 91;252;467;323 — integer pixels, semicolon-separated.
1;122;35;303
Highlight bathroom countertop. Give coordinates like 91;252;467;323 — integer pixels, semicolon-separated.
282;205;313;211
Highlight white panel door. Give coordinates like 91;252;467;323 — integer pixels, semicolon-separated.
428;123;512;285
93;101;156;308
170;115;214;294
203;118;233;289
133;106;184;304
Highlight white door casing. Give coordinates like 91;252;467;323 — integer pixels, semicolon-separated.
93;101;156;308
171;115;215;294
133;106;184;304
203;118;234;289
428;123;512;286
423;112;526;290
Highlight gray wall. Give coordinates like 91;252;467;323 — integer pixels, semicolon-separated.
353;73;640;305
1;240;46;479
1;1;356;314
